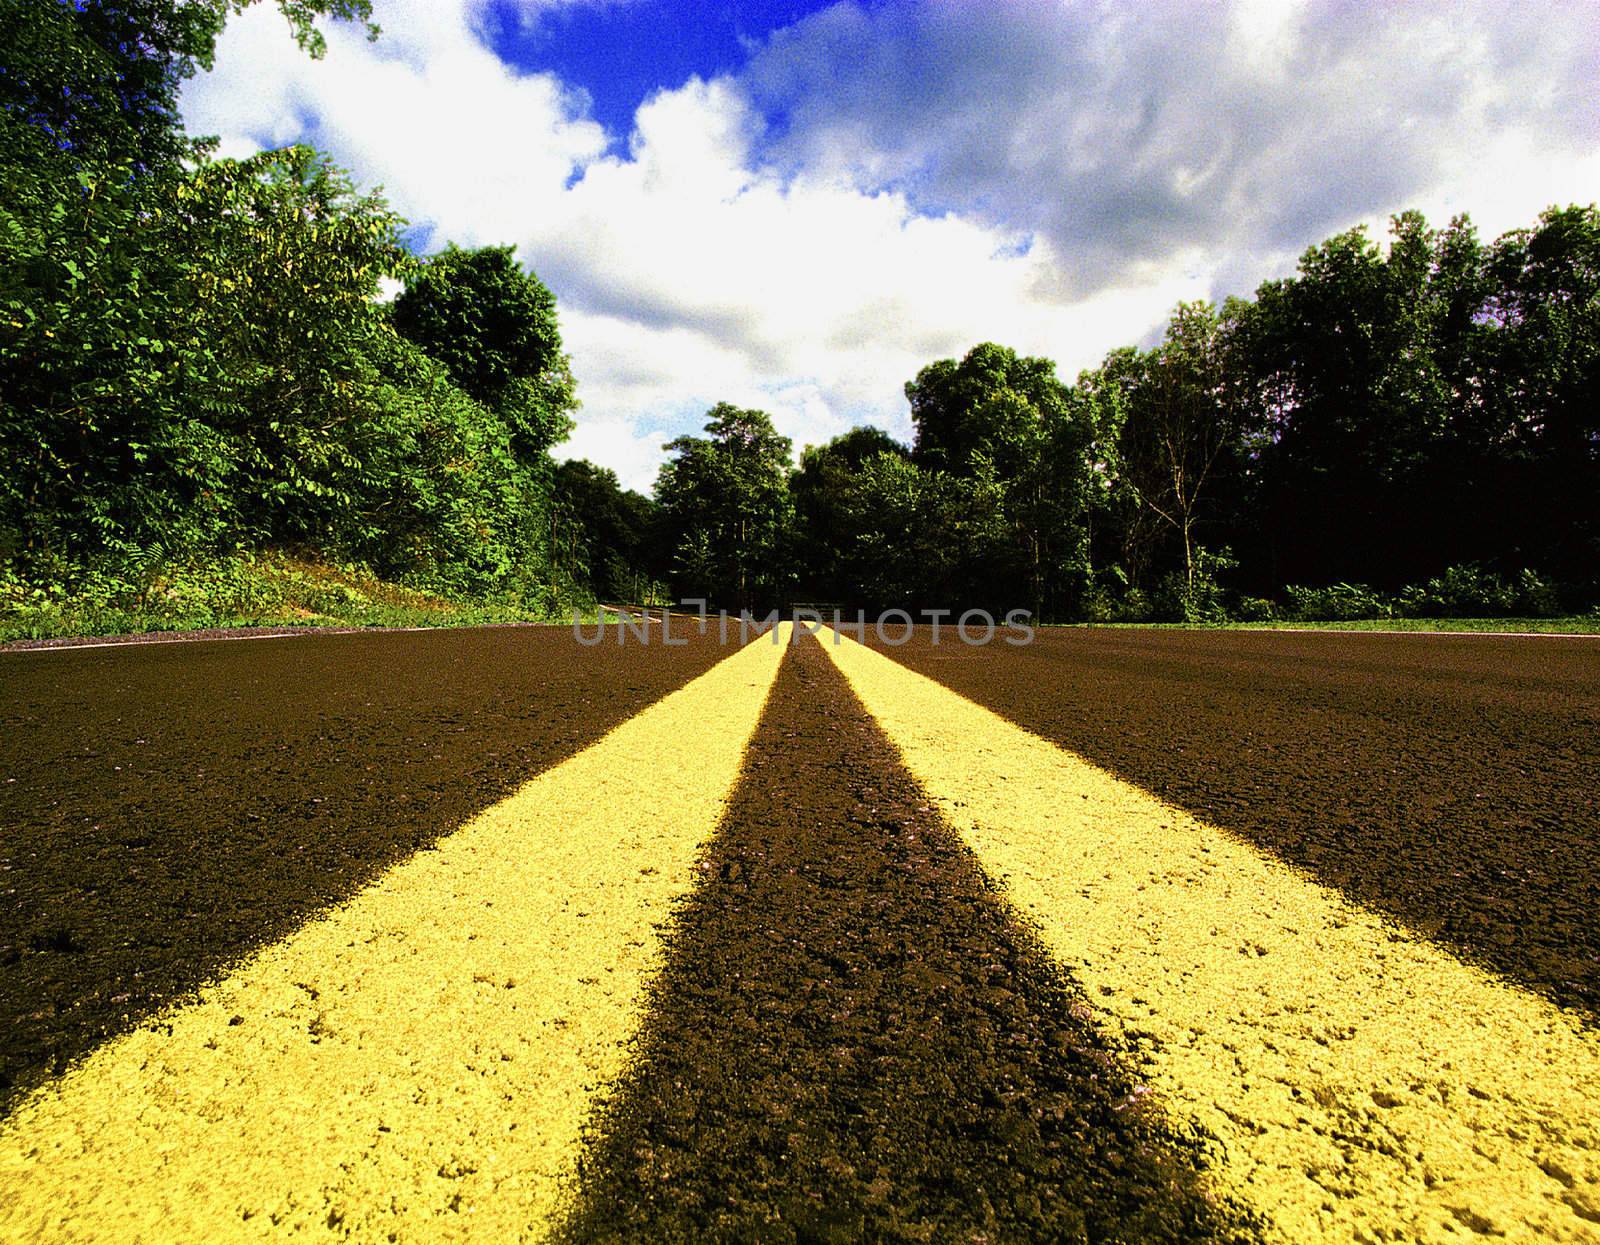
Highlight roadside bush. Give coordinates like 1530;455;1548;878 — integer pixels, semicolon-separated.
1513;569;1564;617
1397;563;1561;618
1078;592;1116;623
1232;595;1278;622
1152;547;1235;623
1284;582;1395;621
0;551;568;641
1280;565;1569;622
1076;565;1153;623
1399;563;1513;617
1118;588;1153;621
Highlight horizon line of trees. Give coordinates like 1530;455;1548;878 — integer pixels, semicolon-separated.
570;203;1599;622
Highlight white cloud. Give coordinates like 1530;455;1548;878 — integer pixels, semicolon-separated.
749;1;1600;292
182;1;608;242
182;0;1600;492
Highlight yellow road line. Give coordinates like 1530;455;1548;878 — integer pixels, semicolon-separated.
821;630;1600;1243
0;628;789;1243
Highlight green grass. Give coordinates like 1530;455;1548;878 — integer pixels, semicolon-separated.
0;553;587;643
1064;617;1600;634
1237;616;1600;633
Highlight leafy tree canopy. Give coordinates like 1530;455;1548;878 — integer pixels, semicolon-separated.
656;403;793;608
906;342;1069;479
552;459;661;601
0;0;377;174
392;245;576;463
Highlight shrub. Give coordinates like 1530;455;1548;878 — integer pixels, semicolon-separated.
1283;582;1394;621
1511;569;1563;617
1395;563;1565;618
1152;547;1236;623
1399;563;1513;617
1232;595;1278;622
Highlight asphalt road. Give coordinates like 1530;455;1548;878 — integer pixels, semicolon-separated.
0;625;733;1110
878;627;1600;1016
2;623;1597;1242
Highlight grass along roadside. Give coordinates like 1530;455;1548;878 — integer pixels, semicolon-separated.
1055;617;1600;634
0;552;585;643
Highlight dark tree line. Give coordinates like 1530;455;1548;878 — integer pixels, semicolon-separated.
623;207;1598;621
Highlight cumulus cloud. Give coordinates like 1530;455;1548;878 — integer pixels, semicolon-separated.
543;76;1212;463
182;1;608;241
747;0;1600;296
181;0;1600;491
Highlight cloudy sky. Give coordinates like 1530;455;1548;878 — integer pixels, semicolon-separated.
181;0;1600;492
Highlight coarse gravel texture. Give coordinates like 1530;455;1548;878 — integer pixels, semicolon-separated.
873;627;1600;1017
0;624;734;1112
557;633;1261;1245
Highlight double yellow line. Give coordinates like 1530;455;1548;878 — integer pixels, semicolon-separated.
6;624;1599;1243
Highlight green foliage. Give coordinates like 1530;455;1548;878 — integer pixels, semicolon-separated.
1224;207;1600;592
0;552;551;643
0;0;376;175
1152;546;1236;623
903;343;1096;616
789;423;1034;612
833;453;1009;611
552;459;664;602
787;204;1595;623
1399;565;1562;619
0;145;427;567
1283;583;1396;622
0;0;584;631
908;343;1061;478
656;404;795;609
791;427;910;600
392;245;577;462
1282;567;1563;622
1232;595;1278;623
1105;302;1243;601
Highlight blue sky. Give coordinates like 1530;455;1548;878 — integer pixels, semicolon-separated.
479;0;847;144
182;0;1600;491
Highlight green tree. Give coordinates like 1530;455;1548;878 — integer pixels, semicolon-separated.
1067;348;1159;598
1231;212;1481;587
655;404;793;609
552;459;662;602
906;343;1096;618
392;246;577;464
0;147;413;566
0;0;597;621
791;426;909;600
1480;205;1600;586
0;143;568;601
830;453;1008;611
907;342;1058;479
0;0;377;174
1111;302;1242;600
